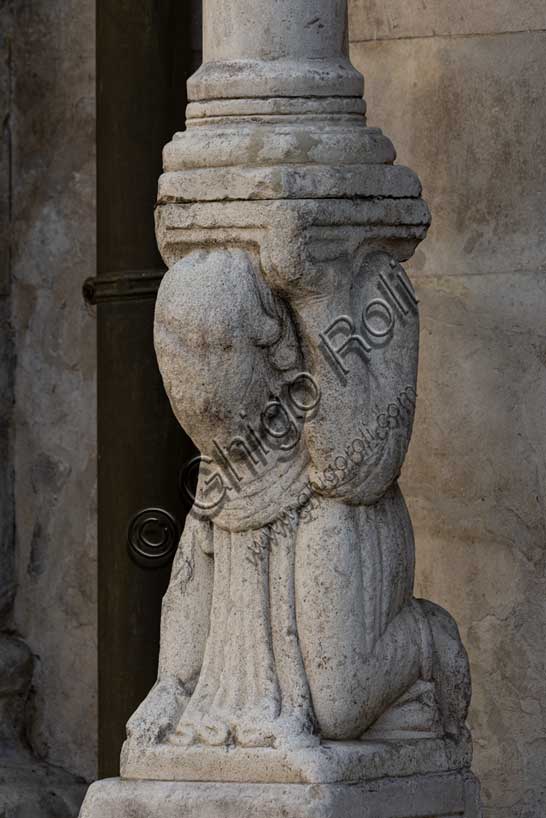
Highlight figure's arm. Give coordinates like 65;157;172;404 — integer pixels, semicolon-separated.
273;250;419;505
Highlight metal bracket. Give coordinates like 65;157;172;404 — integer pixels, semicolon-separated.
83;269;166;305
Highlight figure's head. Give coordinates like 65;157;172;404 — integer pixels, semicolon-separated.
154;248;302;455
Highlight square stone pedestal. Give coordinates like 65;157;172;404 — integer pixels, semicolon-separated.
79;771;482;818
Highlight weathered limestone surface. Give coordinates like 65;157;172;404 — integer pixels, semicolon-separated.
0;0;97;809
0;637;87;816
349;0;546;41
350;32;546;281
349;12;546;818
81;773;482;818
0;758;86;818
80;0;480;815
0;1;15;624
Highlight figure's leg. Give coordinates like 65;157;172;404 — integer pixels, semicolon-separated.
125;514;214;745
172;525;235;746
174;526;284;747
175;524;318;750
295;494;426;739
298;591;428;739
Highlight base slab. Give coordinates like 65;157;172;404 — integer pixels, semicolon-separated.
79;772;482;818
121;733;473;785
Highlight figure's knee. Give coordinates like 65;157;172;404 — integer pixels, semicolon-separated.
314;690;371;740
305;644;386;740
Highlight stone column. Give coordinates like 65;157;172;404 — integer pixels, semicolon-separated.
80;1;482;815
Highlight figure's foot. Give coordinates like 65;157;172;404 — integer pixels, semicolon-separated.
172;703;318;750
126;677;189;745
172;709;231;747
417;599;471;739
364;679;442;740
235;712;319;750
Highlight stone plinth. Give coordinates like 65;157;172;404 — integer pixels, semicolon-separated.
81;772;481;818
121;733;472;785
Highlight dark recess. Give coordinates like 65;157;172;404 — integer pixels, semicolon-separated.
96;0;201;777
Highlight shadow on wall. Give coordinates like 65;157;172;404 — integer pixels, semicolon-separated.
0;0;94;813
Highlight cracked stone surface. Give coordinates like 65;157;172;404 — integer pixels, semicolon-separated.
349;8;546;818
0;0;97;800
0;633;87;816
0;756;87;818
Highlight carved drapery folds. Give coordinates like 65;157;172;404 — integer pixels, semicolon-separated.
121;0;475;787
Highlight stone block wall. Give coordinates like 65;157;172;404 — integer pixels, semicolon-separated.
0;0;15;624
2;0;97;784
348;5;546;816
